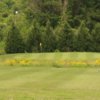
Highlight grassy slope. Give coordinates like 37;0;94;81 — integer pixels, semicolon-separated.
0;53;100;100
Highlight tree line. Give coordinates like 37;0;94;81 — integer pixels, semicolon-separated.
0;0;100;53
5;20;100;53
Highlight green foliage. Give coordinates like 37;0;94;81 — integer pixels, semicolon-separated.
40;1;62;16
26;22;42;52
76;21;92;51
0;27;3;41
42;21;57;52
0;41;5;54
0;0;100;53
5;23;25;53
91;23;100;52
58;22;74;51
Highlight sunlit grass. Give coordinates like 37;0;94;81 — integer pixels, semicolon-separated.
0;52;100;100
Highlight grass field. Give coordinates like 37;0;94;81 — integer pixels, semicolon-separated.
0;52;100;100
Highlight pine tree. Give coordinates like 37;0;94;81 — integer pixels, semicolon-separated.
5;23;25;53
91;23;100;52
76;21;92;51
58;22;74;51
42;21;57;52
26;22;42;52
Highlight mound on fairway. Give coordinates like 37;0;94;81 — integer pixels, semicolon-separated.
0;52;100;100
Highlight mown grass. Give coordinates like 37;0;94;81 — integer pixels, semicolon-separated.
0;52;100;100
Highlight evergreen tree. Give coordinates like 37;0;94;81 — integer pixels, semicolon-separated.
42;21;57;52
76;21;92;51
5;23;25;53
26;22;42;52
58;22;74;51
91;23;100;52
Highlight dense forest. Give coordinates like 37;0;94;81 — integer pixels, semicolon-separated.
0;0;100;53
